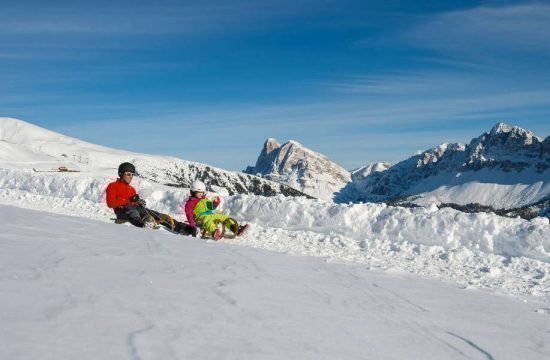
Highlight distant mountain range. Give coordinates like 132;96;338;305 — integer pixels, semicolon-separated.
1;117;548;214
246;123;549;210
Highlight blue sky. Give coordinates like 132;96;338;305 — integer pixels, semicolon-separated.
1;0;549;170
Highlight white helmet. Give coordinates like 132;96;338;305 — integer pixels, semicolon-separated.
191;180;206;192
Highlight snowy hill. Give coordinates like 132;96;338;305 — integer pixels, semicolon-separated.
0;118;309;198
244;138;351;201
338;123;549;209
1;117;550;358
2;204;549;360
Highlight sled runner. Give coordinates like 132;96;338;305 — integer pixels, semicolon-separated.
112;213;176;232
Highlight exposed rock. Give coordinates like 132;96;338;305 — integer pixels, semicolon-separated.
336;122;549;208
245;139;351;201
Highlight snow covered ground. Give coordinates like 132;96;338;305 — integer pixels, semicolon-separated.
0;166;549;300
1;117;550;359
1;205;549;360
1;167;549;301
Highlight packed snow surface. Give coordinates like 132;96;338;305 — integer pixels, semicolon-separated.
1;205;549;360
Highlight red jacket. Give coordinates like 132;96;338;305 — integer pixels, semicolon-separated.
106;179;138;209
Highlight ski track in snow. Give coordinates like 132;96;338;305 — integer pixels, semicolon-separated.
0;168;549;302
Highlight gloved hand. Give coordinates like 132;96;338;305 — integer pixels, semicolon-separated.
213;196;221;208
129;194;140;203
137;198;146;207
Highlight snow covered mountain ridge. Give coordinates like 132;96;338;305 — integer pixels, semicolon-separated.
245;123;548;210
337;122;549;209
0;117;309;198
244;138;351;201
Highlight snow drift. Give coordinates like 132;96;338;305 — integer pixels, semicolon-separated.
0;166;548;300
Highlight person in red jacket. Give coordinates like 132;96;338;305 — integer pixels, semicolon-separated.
106;162;195;235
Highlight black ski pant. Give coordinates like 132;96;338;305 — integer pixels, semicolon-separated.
114;204;194;235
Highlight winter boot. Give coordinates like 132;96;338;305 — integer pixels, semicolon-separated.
178;224;196;236
212;228;222;241
237;224;250;237
142;215;157;229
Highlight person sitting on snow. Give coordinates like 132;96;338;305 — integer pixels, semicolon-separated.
185;180;250;240
106;162;194;235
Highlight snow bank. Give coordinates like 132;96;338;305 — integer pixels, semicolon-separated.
225;195;550;261
0;167;549;299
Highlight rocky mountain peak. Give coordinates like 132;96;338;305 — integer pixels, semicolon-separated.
263;138;281;156
245;138;351;201
466;122;545;170
490;122;513;135
489;122;535;140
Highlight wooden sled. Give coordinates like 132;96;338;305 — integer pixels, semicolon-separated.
112;213;175;231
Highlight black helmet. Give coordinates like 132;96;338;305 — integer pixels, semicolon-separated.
118;162;135;176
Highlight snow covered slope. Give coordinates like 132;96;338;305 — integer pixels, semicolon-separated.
338;123;549;208
245;138;351;201
2;205;549;360
1;117;550;358
0;117;309;198
0;166;548;301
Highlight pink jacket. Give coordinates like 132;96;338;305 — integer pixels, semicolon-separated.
184;197;201;227
184;195;221;228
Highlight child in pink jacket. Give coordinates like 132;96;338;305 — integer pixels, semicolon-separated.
185;180;250;240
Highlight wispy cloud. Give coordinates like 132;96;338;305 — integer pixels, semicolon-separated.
42;84;549;170
405;3;550;57
0;0;333;36
3;1;549;171
0;2;248;35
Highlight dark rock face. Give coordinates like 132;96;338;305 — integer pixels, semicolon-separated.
133;158;312;198
245;138;282;176
437;196;550;221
